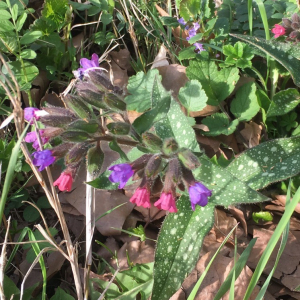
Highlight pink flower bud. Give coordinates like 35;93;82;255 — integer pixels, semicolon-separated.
271;24;286;38
53;172;73;192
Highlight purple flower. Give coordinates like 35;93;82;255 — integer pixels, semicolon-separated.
108;163;134;189
186;22;200;41
24;130;50;151
24;107;39;124
74;53;99;79
188;182;212;210
32;150;55;171
178;17;186;26
194;43;205;52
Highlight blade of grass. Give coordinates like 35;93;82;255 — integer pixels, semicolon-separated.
0;122;30;226
95;202;127;222
254;184;291;300
213;238;257;300
248;0;253;36
187;223;239;300
229;235;237;300
243;183;300;300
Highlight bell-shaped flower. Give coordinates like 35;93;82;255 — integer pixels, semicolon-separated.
154;192;177;213
32;149;55;171
271;24;286;38
53;172;73;192
74;53;99;79
130;187;151;208
24;108;48;124
188;182;212;210
108;163;134;189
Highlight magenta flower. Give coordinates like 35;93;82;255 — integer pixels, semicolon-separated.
53;172;73;192
32;150;55;171
271;24;286;38
178;17;186;26
154;192;177;213
130;187;151;208
194;43;205;53
188;182;212;210
24;130;49;151
74;53;99;79
24;107;48;124
108;163;134;189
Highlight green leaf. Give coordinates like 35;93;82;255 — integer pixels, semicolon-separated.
23;205;40;222
194;156;268;206
201;113;239;136
223;42;254;68
178;46;197;61
160;16;180;27
125;69;162;112
267;89;300;117
0;20;15;32
132;77;171;134
231;34;300;87
109;139;128;161
50;287;75;300
230;82;259;121
186;60;239;106
20;30;43;44
11;3;18;21
179;0;199;20
42;0;68;27
155;100;200;151
101;11;112;25
227;136;300;190
16;12;27;31
0;10;12;20
7;60;39;85
20;49;37;59
178;80;208;112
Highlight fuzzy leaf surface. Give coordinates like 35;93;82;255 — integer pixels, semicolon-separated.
186;60;239;106
267;89;300;117
227;136;300;189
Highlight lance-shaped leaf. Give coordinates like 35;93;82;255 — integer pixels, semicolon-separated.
231;34;300;87
186;59;239;106
227;136;300;190
267;89;300;117
152;197;215;300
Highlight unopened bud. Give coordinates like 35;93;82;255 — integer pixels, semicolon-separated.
69;119;101;134
103;93;126;112
89;70;122;95
42;106;76;117
167;158;182;184
64;94;92;119
130;154;153;171
162;138;179;156
39;114;78;128
51;143;75;158
65;143;89;165
145;155;163;179
61;130;91;142
76;89;108;110
41;127;64;138
142;132;162;152
107;122;130;135
178;149;200;170
87;145;104;177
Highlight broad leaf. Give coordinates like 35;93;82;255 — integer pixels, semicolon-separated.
227;136;300;190
186;60;239;106
231;82;259;121
125;69;162;112
178;80;208;112
267;89;300;117
201;113;239;136
231;34;300;87
20;30;43;44
42;0;68;28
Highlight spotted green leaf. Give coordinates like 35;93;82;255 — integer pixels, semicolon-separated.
227;136;300;190
201;113;239;136
230;82;259;121
186;60;240;106
231;34;300;87
152;198;215;300
267;89;300;117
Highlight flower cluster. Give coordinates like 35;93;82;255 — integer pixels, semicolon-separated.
178;18;205;53
271;13;300;42
108;136;212;213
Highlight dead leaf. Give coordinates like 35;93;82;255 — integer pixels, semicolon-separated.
214;208;237;243
228;205;248;236
240;121;262;148
274;195;300;214
96;237;120;262
151;44;169;69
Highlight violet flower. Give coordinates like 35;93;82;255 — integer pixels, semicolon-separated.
32;150;55;171
178;17;186;26
108;163;134;189
74;53;99;79
130;187;151;208
24;108;48;124
154;192;178;213
24;130;49;151
186;22;200;41
188;182;212;210
194;43;205;53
